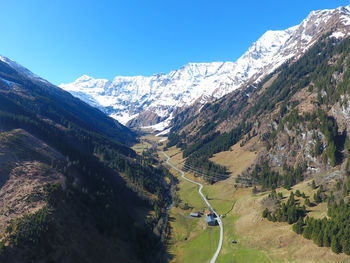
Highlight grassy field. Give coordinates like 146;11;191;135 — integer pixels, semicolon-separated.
169;208;220;263
131;140;152;155
202;182;274;263
163;146;271;263
202;180;350;263
209;137;258;176
157;138;350;262
163;146;220;263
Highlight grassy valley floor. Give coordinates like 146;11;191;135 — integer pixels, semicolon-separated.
160;147;219;263
156;139;350;263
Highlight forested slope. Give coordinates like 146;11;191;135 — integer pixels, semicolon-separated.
167;34;350;254
0;59;170;262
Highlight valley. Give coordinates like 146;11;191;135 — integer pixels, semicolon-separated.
162;150;223;263
148;135;350;262
3;2;350;262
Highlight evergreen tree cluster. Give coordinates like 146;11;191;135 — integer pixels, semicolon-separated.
250;35;336;117
264;183;350;255
300;209;350;255
250;162;306;190
263;192;306;224
178;122;251;182
282;163;306;190
250;162;281;190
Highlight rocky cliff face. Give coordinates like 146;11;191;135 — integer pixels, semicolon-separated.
60;5;350;130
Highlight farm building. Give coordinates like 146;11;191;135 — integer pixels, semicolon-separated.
205;209;214;216
190;212;200;217
206;214;216;226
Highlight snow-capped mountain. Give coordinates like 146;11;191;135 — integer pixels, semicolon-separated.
0;55;49;85
60;5;350;130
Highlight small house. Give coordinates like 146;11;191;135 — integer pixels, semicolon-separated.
205;209;214;216
190;212;200;217
206;214;216;226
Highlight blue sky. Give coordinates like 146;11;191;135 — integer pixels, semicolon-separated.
0;0;349;85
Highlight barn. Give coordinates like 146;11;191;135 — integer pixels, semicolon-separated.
206;214;216;226
190;212;200;217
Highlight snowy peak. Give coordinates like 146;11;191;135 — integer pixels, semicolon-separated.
0;55;49;84
247;30;292;58
75;74;95;82
60;4;350;130
233;28;295;82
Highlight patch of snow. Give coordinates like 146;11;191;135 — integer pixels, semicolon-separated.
156;128;170;137
341;14;350;26
331;31;345;38
158;137;168;142
142;118;170;131
110;112;139;125
0;55;49;84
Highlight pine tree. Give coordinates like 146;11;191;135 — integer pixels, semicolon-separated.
267;213;272;221
275;209;282;222
316;231;323;247
342;237;350;255
271;214;277;222
314;190;322;204
262;208;270;218
288;192;295;206
323;232;330;247
293;217;304;234
342;184;348;197
331;236;342;254
314;137;322;156
305;198;311;207
327;141;336;167
311;227;319;243
287;206;297;224
303;222;313;239
312;180;317;189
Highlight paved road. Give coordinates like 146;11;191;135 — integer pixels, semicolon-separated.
162;152;223;263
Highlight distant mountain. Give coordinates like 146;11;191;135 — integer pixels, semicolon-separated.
60;5;350;130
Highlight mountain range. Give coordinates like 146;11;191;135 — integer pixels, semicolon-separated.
2;3;350;262
60;5;350;131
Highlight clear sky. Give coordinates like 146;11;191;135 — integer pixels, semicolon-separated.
0;0;349;85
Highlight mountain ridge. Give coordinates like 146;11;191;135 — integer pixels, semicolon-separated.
60;4;350;130
0;52;171;262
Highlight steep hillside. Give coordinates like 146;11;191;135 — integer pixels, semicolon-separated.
61;5;350;130
0;56;134;144
168;34;347;178
0;129;65;234
0;57;171;262
167;32;350;254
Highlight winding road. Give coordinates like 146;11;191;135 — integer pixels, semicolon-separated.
162;152;223;263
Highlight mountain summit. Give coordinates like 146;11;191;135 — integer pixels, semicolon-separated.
60;5;350;130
